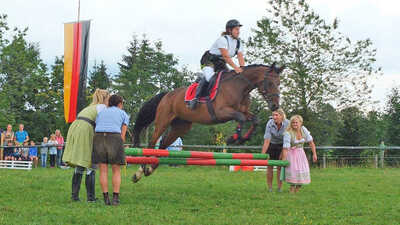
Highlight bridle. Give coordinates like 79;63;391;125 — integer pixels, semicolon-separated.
237;66;280;99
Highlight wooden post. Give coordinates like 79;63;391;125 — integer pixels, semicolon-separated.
323;152;327;169
374;154;378;168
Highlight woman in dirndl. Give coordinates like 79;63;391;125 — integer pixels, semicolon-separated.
282;115;317;193
63;89;110;202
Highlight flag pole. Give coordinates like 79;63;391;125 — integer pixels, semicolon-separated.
77;0;80;23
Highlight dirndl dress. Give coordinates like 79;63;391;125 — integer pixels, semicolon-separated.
283;127;313;185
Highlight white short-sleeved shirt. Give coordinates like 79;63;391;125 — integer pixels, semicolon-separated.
283;126;313;148
264;119;290;144
209;35;243;57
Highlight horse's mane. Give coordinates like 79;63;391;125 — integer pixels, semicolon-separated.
244;64;270;69
221;64;270;80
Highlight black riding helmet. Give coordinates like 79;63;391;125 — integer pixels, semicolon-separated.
226;19;243;30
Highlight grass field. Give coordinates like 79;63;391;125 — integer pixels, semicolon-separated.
0;166;399;225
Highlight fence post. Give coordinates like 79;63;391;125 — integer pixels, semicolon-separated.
323;152;326;169
374;153;378;168
379;142;385;168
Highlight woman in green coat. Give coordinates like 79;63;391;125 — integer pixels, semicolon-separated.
63;89;110;202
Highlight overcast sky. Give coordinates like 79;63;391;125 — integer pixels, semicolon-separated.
2;0;400;111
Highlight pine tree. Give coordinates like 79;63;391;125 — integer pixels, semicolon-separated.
88;60;111;93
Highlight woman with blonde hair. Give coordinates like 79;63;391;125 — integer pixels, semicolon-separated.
282;115;317;193
261;108;289;192
63;89;110;202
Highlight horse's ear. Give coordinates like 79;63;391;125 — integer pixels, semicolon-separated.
271;62;276;69
276;65;285;74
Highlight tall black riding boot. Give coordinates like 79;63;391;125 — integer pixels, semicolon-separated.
71;172;83;201
85;170;97;202
188;77;208;110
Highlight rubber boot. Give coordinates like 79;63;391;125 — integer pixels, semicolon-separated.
85;171;97;202
71;172;83;201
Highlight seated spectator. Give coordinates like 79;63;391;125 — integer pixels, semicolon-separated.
14;124;29;145
29;140;39;168
40;137;49;168
4;141;14;160
13;143;22;161
21;141;30;161
48;134;58;168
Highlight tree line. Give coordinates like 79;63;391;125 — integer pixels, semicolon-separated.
0;1;398;159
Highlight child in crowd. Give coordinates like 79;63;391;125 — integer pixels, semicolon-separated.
40;137;49;168
13;143;22;161
48;134;58;168
21;141;30;161
29;140;39;168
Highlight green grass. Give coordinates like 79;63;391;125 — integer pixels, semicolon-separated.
0;166;399;225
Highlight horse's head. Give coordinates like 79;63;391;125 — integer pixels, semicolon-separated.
257;63;284;111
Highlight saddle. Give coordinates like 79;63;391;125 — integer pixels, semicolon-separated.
184;71;223;103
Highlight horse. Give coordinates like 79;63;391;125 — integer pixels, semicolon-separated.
131;63;284;183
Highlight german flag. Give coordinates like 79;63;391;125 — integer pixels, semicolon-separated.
64;20;90;123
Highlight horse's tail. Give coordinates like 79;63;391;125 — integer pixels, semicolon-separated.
132;92;168;147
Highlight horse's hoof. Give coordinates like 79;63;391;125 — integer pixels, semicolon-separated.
132;174;141;183
144;167;153;176
226;137;236;145
132;170;143;183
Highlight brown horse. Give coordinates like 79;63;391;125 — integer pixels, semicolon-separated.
131;63;284;182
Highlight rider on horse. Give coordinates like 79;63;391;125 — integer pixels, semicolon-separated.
188;19;245;110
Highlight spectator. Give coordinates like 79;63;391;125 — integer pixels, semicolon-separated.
40;137;49;168
29;140;39;168
4;142;14;160
2;124;14;160
21;141;30;161
93;94;129;206
48;134;58;168
13;142;22;161
55;129;65;167
167;137;183;167
0;127;3;160
14;124;29;145
63;89;109;202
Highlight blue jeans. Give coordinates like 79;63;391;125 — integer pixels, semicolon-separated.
41;153;47;168
57;149;63;167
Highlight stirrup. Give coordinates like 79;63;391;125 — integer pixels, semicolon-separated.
188;98;198;110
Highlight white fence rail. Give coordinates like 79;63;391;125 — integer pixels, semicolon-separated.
0;160;32;170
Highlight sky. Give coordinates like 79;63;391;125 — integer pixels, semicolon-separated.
2;0;400;111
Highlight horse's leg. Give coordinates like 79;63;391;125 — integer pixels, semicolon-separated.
237;114;259;144
143;111;177;176
216;107;248;145
132;109;175;183
145;119;192;175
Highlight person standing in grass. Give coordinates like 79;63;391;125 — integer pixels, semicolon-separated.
261;109;289;192
93;94;129;206
2;125;15;160
282;115;317;193
40;137;49;168
63;89;110;202
48;134;58;168
14;124;29;145
29;140;39;168
55;129;65;167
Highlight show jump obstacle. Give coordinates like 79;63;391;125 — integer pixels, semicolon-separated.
125;148;289;167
